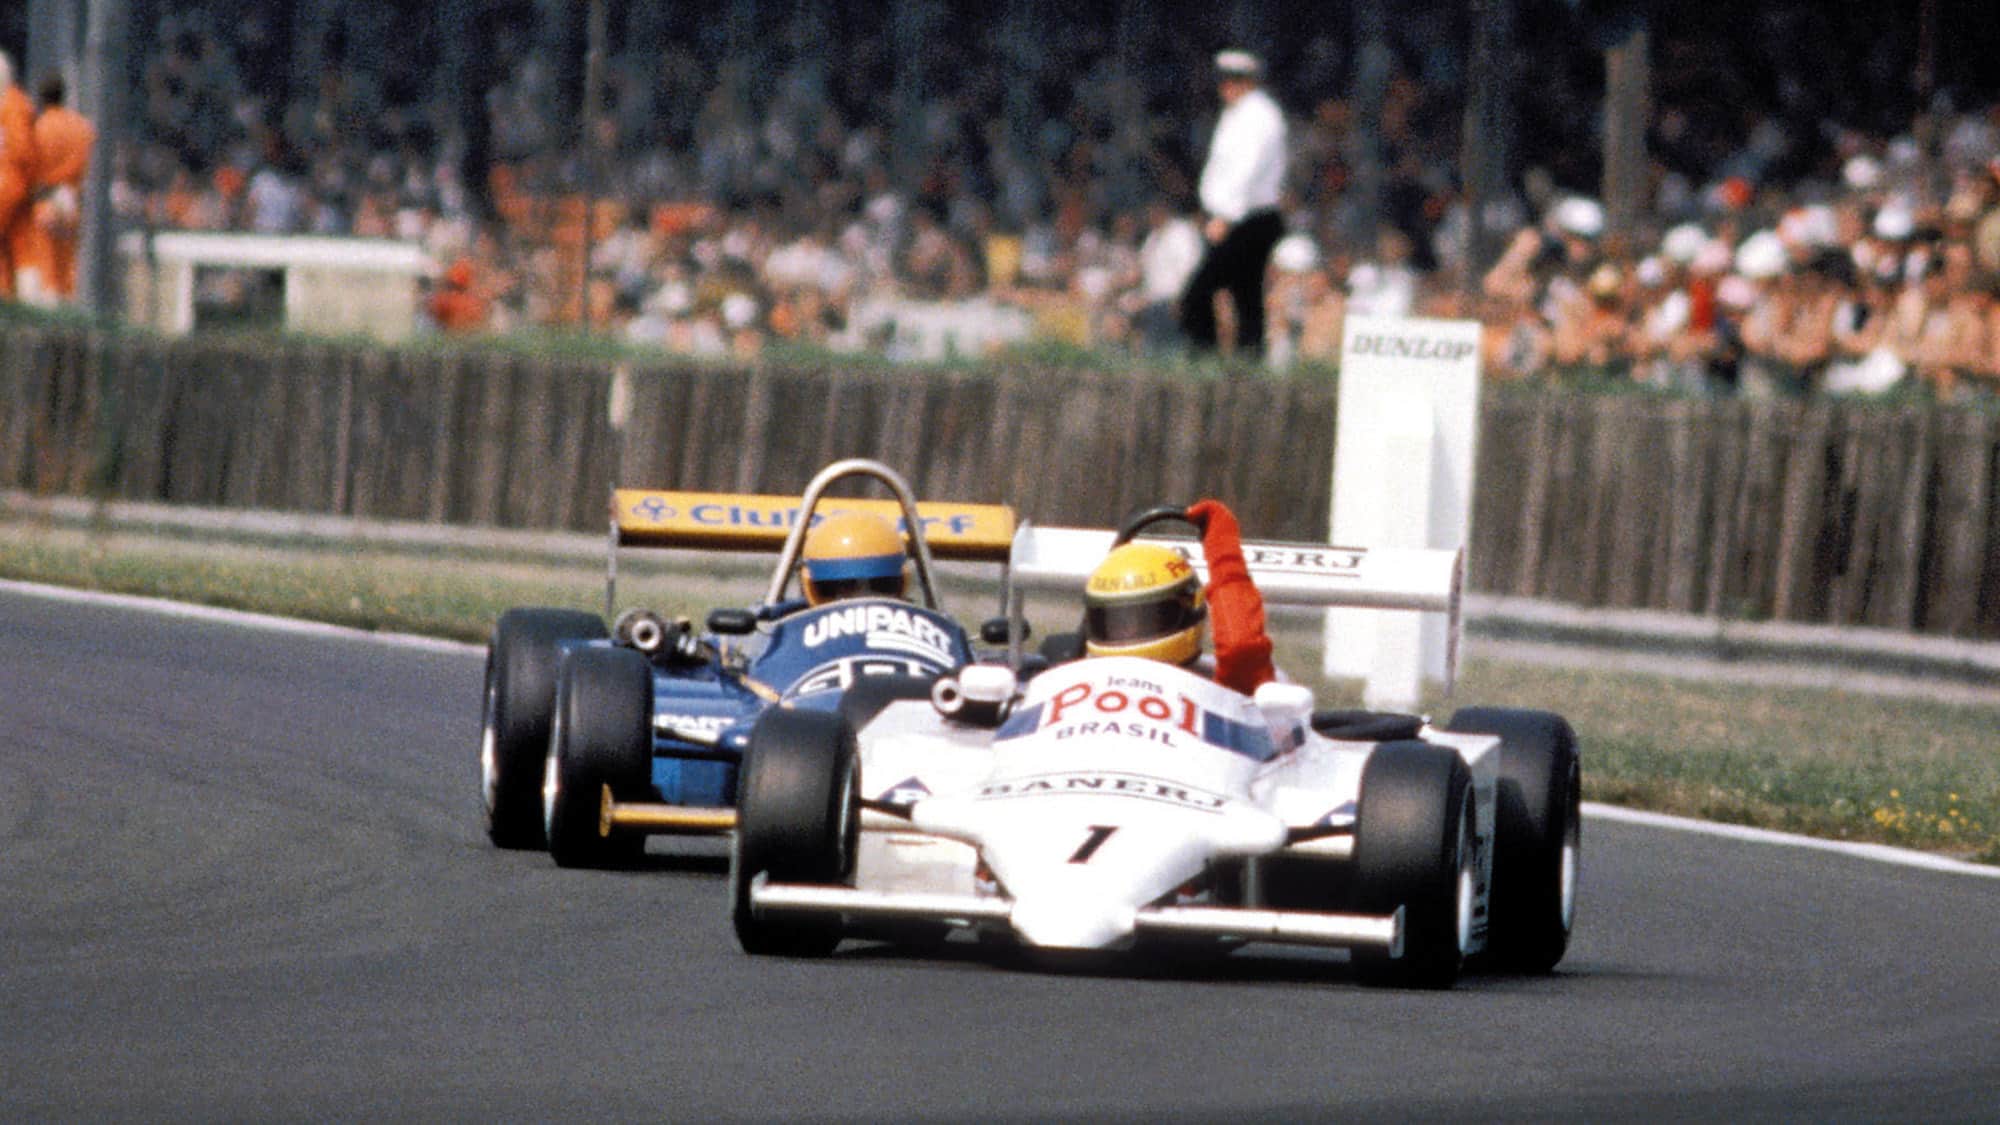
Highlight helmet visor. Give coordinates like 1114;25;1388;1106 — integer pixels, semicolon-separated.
1086;588;1205;645
811;574;907;601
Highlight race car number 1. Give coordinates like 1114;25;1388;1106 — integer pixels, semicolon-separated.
1068;825;1117;864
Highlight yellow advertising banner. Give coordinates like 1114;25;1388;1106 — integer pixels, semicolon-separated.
613;490;1016;561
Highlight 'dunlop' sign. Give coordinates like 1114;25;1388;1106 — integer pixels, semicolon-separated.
1344;331;1479;363
1327;314;1482;709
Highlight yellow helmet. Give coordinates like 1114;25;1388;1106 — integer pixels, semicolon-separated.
1083;542;1206;665
801;510;909;605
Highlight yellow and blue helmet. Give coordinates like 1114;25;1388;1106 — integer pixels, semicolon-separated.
1084;542;1206;665
801;510;909;605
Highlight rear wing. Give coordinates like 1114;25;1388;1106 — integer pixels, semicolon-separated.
604;459;1017;619
612;490;1017;562
1005;524;1462;686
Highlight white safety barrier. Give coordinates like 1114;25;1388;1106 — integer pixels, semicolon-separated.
119;231;433;342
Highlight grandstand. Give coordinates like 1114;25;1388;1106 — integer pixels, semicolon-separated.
9;0;2000;394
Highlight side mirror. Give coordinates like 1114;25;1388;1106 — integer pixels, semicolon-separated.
1253;680;1316;753
932;663;1019;726
706;607;757;635
979;616;1031;646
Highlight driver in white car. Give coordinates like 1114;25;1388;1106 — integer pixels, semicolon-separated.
1080;499;1277;695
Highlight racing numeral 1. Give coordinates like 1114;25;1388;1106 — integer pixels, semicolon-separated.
1068;825;1117;864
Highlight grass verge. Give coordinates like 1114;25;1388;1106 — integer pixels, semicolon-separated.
3;519;1995;865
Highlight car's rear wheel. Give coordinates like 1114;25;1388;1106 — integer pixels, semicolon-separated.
481;607;607;849
1351;742;1475;989
731;707;859;957
545;647;655;868
1447;706;1581;974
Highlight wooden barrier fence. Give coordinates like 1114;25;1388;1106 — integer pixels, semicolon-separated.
1470;392;2000;637
3;326;1996;638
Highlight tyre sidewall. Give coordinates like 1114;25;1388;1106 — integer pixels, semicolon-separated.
1447;706;1581;973
730;707;858;955
1352;742;1474;989
545;646;654;868
482;608;607;848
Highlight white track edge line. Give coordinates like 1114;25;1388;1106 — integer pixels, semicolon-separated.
0;577;483;656
1585;802;2000;879
5;578;1994;879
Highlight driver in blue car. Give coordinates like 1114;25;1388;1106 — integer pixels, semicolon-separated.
1082;498;1275;695
800;510;910;604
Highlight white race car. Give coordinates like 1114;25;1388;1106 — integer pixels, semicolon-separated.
728;516;1580;988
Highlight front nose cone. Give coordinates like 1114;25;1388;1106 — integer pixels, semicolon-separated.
1009;892;1136;950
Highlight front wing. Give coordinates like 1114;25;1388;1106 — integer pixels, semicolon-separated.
745;875;1405;956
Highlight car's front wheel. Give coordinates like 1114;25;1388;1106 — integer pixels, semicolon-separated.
544;647;654;869
730;707;859;957
1350;742;1476;989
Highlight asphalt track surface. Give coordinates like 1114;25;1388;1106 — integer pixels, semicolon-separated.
4;586;1998;1122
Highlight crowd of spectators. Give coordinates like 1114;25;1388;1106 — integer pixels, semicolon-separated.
92;1;2000;396
1461;148;2000;399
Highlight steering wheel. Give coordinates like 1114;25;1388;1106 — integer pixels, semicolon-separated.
1113;504;1204;546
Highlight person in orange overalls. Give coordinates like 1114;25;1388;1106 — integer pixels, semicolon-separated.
16;75;96;304
428;257;489;333
0;52;42;301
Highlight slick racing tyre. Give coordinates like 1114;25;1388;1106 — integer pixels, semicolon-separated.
1447;707;1581;974
731;707;860;957
481;607;607;849
544;647;655;869
1351;742;1476;990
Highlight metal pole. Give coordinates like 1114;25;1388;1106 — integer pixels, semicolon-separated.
77;0;129;319
1347;0;1392;253
1915;0;1943;200
579;0;606;329
1459;0;1494;296
1600;21;1650;241
891;0;926;195
1915;0;1937;106
24;0;84;92
1001;0;1043;225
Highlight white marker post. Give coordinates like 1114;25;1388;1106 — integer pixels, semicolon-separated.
1324;314;1483;711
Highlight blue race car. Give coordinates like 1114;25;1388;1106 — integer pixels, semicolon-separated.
478;458;1018;867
